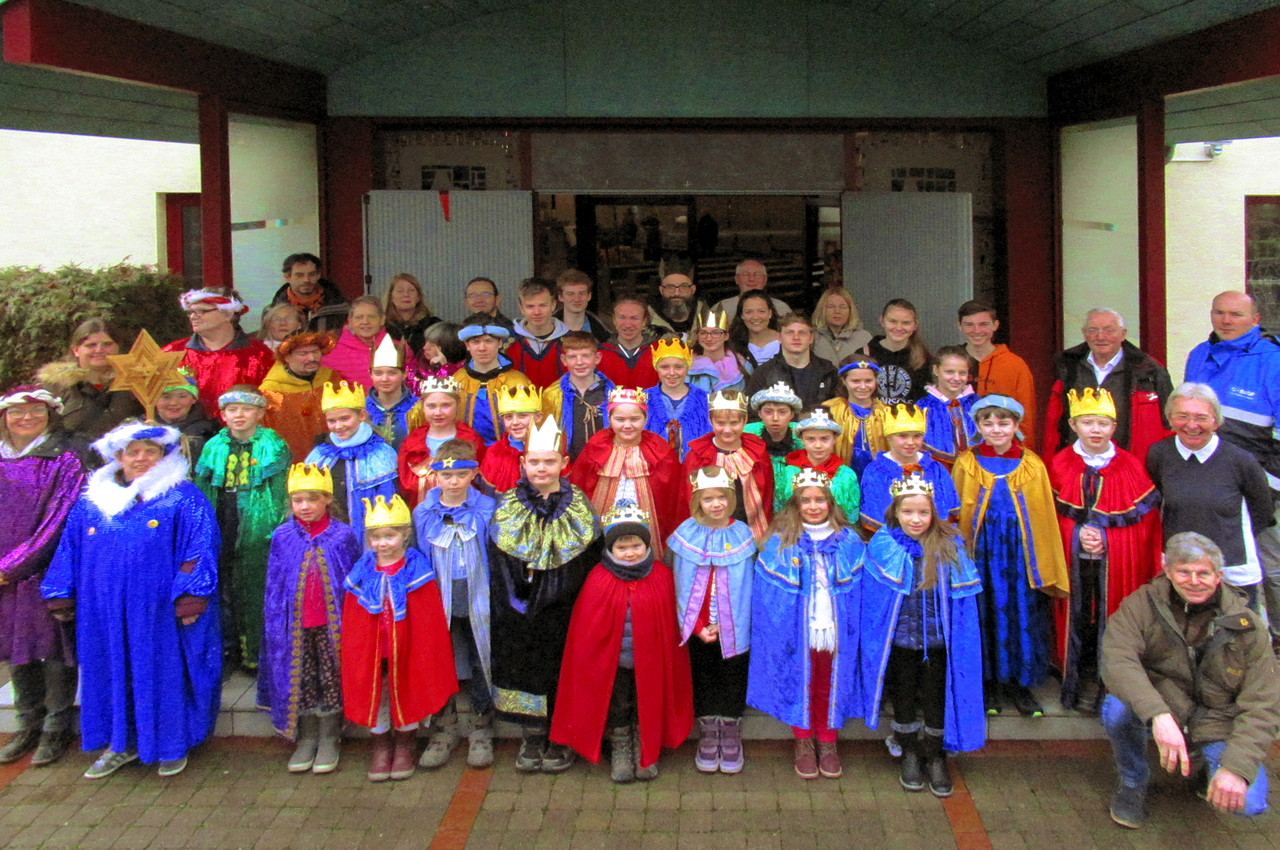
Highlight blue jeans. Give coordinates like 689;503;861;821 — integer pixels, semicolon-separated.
1101;695;1269;816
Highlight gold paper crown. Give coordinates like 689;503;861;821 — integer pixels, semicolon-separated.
708;390;748;414
371;334;406;371
603;500;651;530
1067;387;1117;420
362;494;412;529
419;375;461;398
321;381;366;412
526;414;564;455
287;462;333;495
497;383;542;415
890;471;935;499
698;307;731;333
651;337;693;366
791;468;832;490
608;386;648;408
692;466;733;493
879;403;928;436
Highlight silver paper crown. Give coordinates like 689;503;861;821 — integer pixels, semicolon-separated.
604;499;650;530
791;468;832;490
889;471;935;499
796;407;842;434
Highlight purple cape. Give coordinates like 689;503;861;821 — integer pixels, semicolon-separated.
0;432;85;666
256;518;361;738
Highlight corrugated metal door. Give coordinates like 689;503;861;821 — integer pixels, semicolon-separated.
841;193;973;353
365;190;533;322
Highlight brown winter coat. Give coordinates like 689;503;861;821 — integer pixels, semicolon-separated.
36;361;143;441
1101;575;1280;782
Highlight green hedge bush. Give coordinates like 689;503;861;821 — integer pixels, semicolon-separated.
0;262;190;389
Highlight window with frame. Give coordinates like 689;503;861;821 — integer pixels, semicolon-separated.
1247;196;1280;329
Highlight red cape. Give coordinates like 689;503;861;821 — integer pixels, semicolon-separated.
681;432;775;524
397;421;487;507
550;561;693;767
1048;446;1163;671
479;435;523;492
505;339;563;388
569;430;685;560
163;337;275;419
340;580;457;728
598;342;659;390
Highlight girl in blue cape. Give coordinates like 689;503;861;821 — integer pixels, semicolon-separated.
668;466;757;775
747;468;864;781
859;472;985;798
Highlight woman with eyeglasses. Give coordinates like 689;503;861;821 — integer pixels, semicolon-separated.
1145;383;1274;614
689;309;745;394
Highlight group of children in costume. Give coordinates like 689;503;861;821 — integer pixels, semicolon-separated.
39;299;1164;795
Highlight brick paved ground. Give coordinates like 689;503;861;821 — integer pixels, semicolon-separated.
0;736;1277;850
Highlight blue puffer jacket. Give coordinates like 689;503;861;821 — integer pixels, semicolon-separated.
1184;326;1280;490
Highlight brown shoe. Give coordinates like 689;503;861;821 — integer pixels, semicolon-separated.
793;737;818;780
367;733;393;782
389;730;417;780
817;740;842;779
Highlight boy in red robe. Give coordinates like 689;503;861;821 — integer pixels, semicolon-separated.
682;390;774;541
570;387;684;561
1048;388;1162;714
341;494;457;782
479;384;543;492
551;502;693;782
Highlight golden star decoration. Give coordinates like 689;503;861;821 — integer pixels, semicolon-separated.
107;330;187;421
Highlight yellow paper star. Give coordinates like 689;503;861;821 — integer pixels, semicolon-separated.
441;457;455;468
107;330;187;421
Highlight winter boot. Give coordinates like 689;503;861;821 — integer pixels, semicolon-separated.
466;713;494;769
634;725;658;781
897;731;925;792
817;739;842;779
695;716;720;773
610;726;635;783
368;732;394;782
718;716;744;774
419;705;461;769
389;729;417;780
921;732;952;797
312;713;343;774
288;715;320;773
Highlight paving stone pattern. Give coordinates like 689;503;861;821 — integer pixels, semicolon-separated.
0;737;1277;850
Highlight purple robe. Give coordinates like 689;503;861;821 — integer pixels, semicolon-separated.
0;432;84;666
257;518;361;738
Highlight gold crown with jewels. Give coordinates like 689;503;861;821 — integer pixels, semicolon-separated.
708;389;748;414
890;471;935;499
419;375;461;398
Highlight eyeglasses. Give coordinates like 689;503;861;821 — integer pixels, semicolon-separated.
698;328;727;336
185;308;218;317
5;410;48;420
1169;413;1215;425
661;283;694;293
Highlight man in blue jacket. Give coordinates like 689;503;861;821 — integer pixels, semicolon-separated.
1184;290;1280;651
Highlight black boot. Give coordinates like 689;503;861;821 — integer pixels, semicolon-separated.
897;731;924;792
922;732;953;798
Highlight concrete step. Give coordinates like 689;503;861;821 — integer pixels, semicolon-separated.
1;673;1104;741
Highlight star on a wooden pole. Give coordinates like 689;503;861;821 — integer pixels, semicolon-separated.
107;330;187;423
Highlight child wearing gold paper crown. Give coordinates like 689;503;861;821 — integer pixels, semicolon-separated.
258;463;361;774
859;403;959;537
644;338;711;461
304;381;399;537
341;494;457;783
1047;387;1161;714
479;384;544;493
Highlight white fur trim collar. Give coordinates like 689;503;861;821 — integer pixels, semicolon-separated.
84;450;190;518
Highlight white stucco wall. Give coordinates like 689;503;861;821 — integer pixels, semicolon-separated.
1059;119;1141;349
0;129;199;268
1165;137;1280;379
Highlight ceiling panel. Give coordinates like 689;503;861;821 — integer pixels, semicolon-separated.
19;0;1280;77
1165;75;1280;143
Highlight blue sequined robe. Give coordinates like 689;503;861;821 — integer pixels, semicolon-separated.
304;423;398;537
644;383;711;461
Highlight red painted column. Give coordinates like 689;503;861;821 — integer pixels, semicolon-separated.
1136;100;1167;363
198;94;233;291
321;117;375;299
1000;119;1059;408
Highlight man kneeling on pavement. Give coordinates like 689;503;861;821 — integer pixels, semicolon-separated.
1101;531;1280;828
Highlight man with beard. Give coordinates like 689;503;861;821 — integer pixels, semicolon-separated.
649;273;708;337
259;332;337;461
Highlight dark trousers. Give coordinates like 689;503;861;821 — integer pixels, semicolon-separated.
688;639;749;717
886;646;947;733
606;667;638;729
450;616;494;717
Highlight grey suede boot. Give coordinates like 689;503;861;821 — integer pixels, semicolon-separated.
288;715;320;773
312;713;342;774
